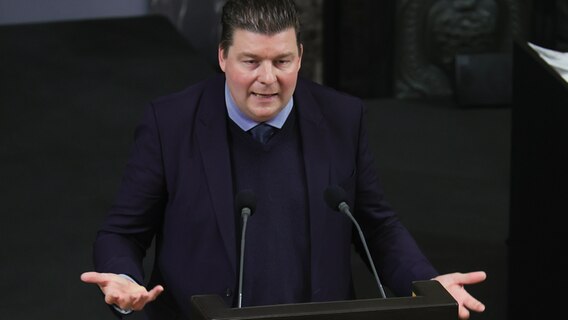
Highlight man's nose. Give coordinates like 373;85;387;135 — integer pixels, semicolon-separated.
257;62;277;84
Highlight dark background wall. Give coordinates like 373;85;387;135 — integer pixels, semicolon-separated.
322;0;396;98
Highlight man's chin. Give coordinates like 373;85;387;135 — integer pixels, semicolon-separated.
249;106;280;121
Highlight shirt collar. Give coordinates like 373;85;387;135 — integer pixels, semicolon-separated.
225;82;293;131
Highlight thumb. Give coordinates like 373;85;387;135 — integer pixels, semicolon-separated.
147;285;165;301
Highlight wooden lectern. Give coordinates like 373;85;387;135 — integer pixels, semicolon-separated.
190;280;457;320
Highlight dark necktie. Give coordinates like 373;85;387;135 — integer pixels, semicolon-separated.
249;123;276;144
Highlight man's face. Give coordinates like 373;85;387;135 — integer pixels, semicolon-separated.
219;28;302;122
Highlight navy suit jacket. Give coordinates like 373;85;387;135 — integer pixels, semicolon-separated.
93;74;438;319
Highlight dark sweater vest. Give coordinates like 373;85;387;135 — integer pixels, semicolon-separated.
228;110;311;307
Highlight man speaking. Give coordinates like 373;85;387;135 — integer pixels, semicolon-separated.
81;0;486;319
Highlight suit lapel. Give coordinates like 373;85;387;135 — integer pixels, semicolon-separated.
196;75;237;274
295;81;333;297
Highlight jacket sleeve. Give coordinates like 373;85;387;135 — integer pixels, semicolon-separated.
93;102;167;284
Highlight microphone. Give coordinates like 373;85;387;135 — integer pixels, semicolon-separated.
324;185;387;299
235;189;257;308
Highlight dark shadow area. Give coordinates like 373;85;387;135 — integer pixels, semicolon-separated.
507;39;568;320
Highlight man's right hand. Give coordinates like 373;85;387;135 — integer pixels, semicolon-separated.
81;271;164;312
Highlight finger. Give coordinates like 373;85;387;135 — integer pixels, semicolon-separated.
130;295;145;311
458;305;471;320
110;294;135;311
130;287;163;311
464;295;485;313
81;272;109;285
104;292;120;306
458;271;487;285
128;293;146;311
147;285;165;301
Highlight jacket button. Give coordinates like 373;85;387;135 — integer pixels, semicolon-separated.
225;288;233;297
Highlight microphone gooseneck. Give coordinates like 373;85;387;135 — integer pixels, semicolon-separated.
235;189;257;308
323;185;387;299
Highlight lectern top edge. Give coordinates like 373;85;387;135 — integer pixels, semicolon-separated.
190;280;457;320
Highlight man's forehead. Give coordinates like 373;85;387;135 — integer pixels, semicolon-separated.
226;28;299;52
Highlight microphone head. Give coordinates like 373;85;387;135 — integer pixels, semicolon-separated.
235;189;257;215
324;185;347;211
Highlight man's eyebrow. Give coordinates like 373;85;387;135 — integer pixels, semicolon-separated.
274;53;295;59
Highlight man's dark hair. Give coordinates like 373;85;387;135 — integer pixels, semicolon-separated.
219;0;302;57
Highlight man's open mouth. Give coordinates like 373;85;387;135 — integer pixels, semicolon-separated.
252;92;278;97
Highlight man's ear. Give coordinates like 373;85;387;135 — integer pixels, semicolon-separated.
297;44;303;70
218;46;226;72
